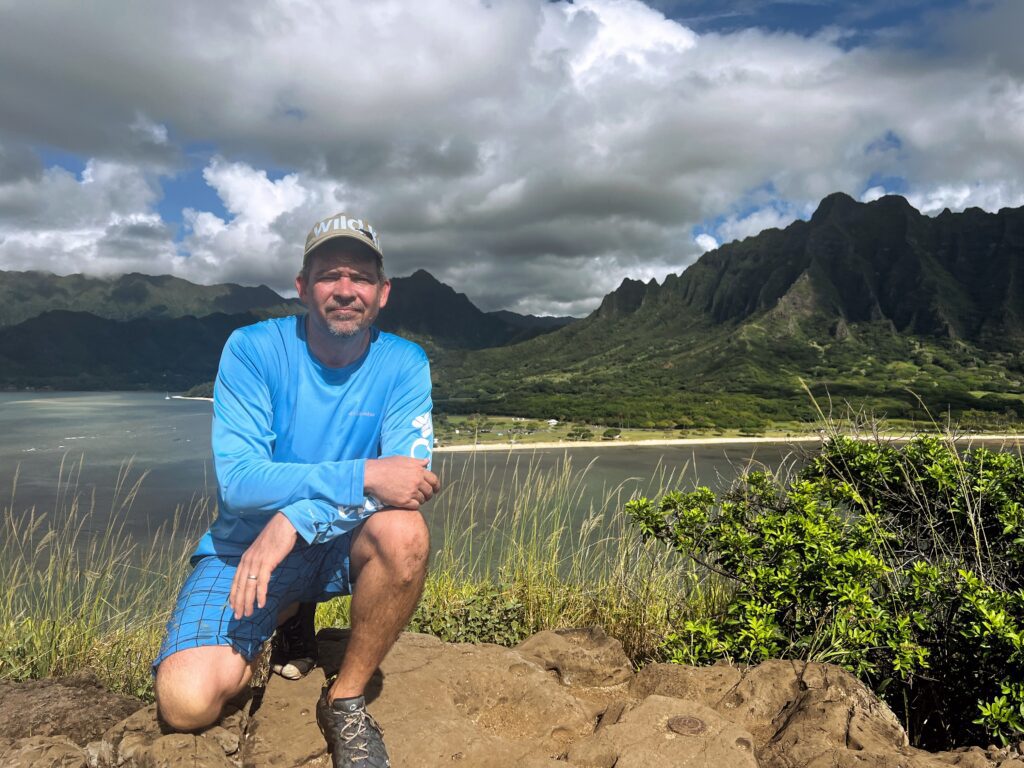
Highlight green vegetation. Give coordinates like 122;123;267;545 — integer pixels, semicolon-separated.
437;320;1024;431
0;454;718;699
626;423;1024;749
183;381;214;398
434;412;824;446
0;459;207;699
566;425;593;441
317;455;714;660
0;270;298;327
6;425;1024;751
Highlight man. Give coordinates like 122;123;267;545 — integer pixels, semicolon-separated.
153;212;440;768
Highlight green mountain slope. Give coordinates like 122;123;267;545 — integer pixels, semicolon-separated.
0;310;259;390
0;271;300;325
377;270;574;348
0;271;573;389
437;194;1024;427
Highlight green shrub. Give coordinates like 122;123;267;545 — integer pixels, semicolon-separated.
408;583;527;646
626;433;1024;749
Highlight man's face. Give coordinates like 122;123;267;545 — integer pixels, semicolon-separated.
296;245;390;339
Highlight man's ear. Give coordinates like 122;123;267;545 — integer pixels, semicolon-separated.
295;272;308;303
378;279;392;309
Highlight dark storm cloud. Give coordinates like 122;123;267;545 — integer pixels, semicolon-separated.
0;0;1021;314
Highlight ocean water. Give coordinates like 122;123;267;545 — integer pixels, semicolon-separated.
0;391;809;547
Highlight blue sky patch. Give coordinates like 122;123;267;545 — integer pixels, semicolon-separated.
863;174;908;196
158;164;230;241
35;147;87;178
653;0;969;42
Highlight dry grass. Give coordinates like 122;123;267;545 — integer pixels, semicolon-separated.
1;453;728;700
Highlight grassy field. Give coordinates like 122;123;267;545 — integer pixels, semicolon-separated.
0;454;725;700
0;457;207;699
5;414;1022;716
5;416;1024;748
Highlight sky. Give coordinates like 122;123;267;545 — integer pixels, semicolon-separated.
0;0;1022;317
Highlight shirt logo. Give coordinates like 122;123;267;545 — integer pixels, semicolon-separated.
410;411;433;459
412;413;432;437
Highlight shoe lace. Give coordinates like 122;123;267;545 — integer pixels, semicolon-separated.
338;709;385;763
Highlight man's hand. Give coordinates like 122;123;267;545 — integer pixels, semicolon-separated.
229;512;298;619
364;456;441;510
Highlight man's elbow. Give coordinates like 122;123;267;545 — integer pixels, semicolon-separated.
216;462;276;511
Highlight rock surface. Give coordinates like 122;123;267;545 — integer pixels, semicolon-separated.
0;672;143;746
4;629;1024;767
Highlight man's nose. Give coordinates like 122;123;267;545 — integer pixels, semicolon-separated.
333;277;357;298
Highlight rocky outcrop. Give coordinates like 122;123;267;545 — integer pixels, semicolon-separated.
0;672;143;746
3;628;1024;767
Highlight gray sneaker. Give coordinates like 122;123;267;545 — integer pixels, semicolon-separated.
316;689;391;768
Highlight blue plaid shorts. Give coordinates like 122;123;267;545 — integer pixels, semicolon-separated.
153;533;353;670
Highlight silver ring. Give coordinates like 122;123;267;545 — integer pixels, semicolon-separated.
246;575;258;580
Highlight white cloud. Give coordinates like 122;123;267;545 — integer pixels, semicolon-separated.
0;156;179;275
0;0;1022;313
180;158;336;286
695;233;719;252
860;185;887;203
715;205;803;245
907;182;1024;216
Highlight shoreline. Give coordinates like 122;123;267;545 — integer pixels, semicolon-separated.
160;398;1024;452
434;432;1024;453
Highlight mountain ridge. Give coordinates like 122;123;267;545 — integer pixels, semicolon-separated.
0;268;574;352
438;193;1024;426
3;193;1024;431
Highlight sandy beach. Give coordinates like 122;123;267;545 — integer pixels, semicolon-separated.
434;432;1024;453
164;397;1024;453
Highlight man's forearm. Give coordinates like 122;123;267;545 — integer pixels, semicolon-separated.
217;455;369;511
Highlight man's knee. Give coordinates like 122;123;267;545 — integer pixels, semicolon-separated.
155;646;251;732
357;509;430;584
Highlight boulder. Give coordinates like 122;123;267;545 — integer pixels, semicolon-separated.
0;735;88;767
96;696;248;767
246;629;597;767
516;627;634;687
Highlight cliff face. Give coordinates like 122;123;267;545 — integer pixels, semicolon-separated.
641;193;1024;345
594;277;661;318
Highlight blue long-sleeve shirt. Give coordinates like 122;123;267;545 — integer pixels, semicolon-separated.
194;315;433;559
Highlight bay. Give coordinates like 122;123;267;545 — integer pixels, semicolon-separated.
0;391;812;547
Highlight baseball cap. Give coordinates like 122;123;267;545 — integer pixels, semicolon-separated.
303;213;384;264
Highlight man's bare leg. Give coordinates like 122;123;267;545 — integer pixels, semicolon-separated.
327;507;429;700
156;603;299;731
155;646;253;731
